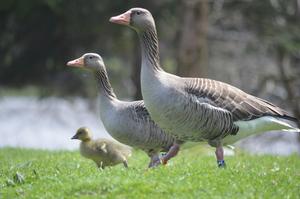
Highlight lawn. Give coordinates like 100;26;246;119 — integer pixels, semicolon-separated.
0;146;299;199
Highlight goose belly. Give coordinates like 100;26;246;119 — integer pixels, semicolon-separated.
101;112;173;151
142;92;212;142
155;115;207;141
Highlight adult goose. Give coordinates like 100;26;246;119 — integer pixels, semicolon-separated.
110;8;300;167
67;53;181;167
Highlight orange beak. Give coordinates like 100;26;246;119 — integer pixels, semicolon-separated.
66;57;84;67
109;10;131;25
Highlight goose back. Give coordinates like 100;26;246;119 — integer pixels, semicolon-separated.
183;78;295;122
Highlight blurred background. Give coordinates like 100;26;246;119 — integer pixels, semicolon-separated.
0;0;299;154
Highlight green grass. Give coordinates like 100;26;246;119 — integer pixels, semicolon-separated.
0;147;299;199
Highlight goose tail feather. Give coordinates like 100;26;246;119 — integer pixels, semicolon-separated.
274;115;299;124
222;116;300;145
252;97;299;124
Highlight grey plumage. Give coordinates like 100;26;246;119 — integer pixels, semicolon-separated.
181;77;297;141
185;78;295;121
110;8;299;146
67;53;180;167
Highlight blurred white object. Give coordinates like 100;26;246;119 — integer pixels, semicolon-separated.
236;131;300;156
0;96;111;150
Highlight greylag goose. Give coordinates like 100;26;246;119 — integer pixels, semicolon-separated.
67;53;182;167
110;8;300;167
71;127;131;169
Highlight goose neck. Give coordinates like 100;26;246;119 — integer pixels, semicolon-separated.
138;28;163;72
81;138;91;143
94;70;117;101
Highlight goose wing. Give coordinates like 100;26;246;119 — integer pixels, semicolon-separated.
127;100;176;150
184;89;239;141
184;78;297;122
129;100;151;122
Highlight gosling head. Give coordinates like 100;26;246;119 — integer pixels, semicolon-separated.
71;127;92;142
66;53;105;72
110;8;155;33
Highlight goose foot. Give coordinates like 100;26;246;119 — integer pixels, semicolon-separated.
217;160;226;168
148;154;161;168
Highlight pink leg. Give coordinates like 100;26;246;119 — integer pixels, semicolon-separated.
215;145;224;161
215;145;226;168
160;143;180;165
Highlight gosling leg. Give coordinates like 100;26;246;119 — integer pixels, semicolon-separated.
123;160;128;168
97;161;105;170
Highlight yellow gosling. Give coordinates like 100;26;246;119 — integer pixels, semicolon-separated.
72;127;131;169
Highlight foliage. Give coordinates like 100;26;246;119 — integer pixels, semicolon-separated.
0;147;299;198
0;0;177;97
227;0;300;54
0;1;299;102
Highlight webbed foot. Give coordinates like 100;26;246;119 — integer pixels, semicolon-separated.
217;160;226;168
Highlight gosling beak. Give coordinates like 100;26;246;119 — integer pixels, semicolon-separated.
71;135;78;140
109;10;131;26
67;57;84;67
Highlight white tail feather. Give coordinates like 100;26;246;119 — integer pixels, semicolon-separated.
222;116;300;145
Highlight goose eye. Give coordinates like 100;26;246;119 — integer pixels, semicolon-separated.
136;11;141;15
89;56;93;59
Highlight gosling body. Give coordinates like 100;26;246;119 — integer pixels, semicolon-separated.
72;127;131;169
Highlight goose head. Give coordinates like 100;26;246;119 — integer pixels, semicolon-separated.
67;53;105;72
71;127;92;141
110;8;155;33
